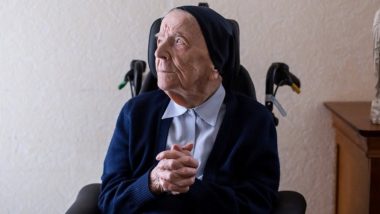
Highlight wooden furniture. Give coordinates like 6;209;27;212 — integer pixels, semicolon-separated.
324;102;380;214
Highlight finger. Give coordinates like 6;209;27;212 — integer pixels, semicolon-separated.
177;155;199;168
159;166;197;181
168;177;195;192
157;154;199;170
161;179;192;194
172;176;196;187
156;158;183;170
174;166;197;177
156;149;187;160
159;170;178;183
171;144;182;151
171;144;192;156
182;143;193;152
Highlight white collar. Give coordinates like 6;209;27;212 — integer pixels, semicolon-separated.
162;85;225;126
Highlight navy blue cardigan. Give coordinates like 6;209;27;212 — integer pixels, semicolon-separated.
99;90;280;213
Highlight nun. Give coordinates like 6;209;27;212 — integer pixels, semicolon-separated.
99;6;280;213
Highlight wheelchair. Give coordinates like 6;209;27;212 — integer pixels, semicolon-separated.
66;3;306;214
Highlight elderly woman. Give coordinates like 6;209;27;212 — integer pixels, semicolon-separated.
99;5;279;213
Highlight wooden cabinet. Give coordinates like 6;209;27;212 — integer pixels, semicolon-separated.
325;102;380;214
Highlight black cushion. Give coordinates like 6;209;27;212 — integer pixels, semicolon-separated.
66;184;101;214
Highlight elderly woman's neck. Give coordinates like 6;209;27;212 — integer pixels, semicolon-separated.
166;82;222;108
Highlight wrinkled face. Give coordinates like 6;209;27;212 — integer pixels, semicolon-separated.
155;9;215;95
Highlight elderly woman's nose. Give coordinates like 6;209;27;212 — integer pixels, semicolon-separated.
155;39;170;60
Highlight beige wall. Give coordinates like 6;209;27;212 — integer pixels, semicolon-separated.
1;0;379;213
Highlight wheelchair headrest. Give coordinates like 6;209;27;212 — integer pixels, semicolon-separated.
147;11;241;89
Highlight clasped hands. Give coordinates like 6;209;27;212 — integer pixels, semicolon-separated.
149;143;198;195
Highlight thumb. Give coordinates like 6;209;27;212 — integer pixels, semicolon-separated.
171;144;182;151
182;143;194;152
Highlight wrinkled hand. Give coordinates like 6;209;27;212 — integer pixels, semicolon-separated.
150;143;198;195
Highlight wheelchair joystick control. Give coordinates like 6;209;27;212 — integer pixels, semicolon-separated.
265;62;301;126
119;60;146;97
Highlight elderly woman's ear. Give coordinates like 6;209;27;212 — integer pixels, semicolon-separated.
211;68;221;81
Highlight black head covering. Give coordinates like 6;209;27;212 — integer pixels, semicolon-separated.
176;6;236;88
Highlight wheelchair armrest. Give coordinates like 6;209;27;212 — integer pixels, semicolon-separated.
272;190;307;214
66;183;101;214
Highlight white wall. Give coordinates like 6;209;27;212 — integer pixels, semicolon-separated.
1;0;378;213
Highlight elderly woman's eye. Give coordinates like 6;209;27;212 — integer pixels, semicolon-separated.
175;37;185;45
156;38;162;45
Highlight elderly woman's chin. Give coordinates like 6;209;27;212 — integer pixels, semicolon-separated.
157;72;178;91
